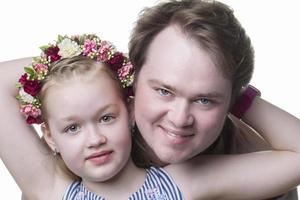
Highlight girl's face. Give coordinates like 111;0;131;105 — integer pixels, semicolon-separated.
134;25;232;164
43;74;131;183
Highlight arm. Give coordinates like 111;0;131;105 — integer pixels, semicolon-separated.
242;97;299;153
230;116;272;153
167;97;300;199
0;58;69;199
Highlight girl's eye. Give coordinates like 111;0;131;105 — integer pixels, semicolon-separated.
157;88;171;96
196;97;212;105
100;115;115;123
64;124;80;134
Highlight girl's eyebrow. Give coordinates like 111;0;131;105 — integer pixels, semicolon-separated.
147;79;225;100
60;104;117;122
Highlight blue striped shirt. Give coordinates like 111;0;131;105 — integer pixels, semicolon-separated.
62;166;184;200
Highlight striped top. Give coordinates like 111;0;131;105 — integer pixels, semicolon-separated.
62;166;184;200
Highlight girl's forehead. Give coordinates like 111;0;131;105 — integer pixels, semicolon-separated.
45;78;123;113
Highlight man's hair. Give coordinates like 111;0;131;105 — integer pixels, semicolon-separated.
129;0;255;166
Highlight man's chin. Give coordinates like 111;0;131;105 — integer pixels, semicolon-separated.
156;151;190;165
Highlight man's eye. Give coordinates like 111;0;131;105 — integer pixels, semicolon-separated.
65;124;80;134
157;88;171;96
100;115;115;123
196;97;212;105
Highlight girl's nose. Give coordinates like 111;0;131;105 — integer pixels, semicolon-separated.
86;126;107;148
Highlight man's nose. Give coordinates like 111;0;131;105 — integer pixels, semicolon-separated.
168;100;194;128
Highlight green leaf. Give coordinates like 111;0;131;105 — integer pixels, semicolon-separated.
57;35;64;43
15;82;22;88
24;66;37;80
40;45;50;52
79;35;85;44
32;56;40;63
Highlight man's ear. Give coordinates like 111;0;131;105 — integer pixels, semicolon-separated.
41;123;58;153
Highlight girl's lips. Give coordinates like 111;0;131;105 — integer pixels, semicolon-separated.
86;151;113;165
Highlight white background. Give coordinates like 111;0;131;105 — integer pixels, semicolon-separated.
0;0;299;198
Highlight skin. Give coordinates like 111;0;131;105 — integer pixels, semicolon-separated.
43;75;133;185
134;25;232;164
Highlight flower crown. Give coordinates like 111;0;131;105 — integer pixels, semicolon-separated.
16;34;135;125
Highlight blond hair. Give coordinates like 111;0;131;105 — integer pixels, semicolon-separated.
39;56;125;120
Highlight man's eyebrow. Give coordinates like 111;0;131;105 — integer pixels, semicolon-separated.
148;79;225;99
147;79;177;92
197;91;225;98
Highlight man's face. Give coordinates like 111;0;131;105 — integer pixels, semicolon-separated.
134;25;232;164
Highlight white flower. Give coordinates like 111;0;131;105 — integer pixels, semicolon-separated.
19;88;35;103
58;38;81;58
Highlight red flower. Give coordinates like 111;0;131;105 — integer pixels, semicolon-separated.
45;46;61;62
18;73;28;85
26;116;42;124
23;80;41;96
106;52;124;71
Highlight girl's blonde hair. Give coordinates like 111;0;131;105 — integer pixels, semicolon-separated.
39;56;125;121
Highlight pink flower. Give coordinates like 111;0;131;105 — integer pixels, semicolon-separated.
21;104;41;118
99;41;112;52
33;63;48;74
23;80;41;96
18;73;28;85
97;42;111;62
97;49;109;62
21;105;42;124
118;62;134;80
45;46;61;62
106;52;125;71
83;39;97;56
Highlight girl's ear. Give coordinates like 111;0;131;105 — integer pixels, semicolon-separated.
41;123;58;153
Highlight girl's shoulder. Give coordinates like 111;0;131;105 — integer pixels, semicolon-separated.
62;181;105;200
62;181;82;200
137;166;184;200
